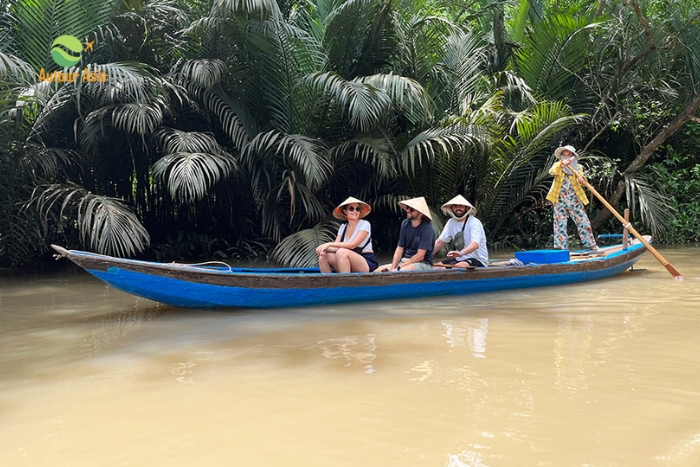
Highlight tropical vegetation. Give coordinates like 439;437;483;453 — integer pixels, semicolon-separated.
1;0;699;269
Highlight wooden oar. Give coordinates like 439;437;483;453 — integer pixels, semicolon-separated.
567;166;683;279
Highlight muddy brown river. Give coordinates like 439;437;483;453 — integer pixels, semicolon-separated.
1;246;699;466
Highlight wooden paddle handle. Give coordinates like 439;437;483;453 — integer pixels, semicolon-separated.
567;166;683;279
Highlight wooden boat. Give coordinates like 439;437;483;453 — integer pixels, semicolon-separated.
51;238;648;309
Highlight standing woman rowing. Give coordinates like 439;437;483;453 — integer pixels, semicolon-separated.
316;197;379;273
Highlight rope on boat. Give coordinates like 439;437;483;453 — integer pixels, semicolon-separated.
169;260;233;272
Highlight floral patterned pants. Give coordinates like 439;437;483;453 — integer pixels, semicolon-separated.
553;185;597;250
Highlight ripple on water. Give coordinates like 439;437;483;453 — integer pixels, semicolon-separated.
0;247;699;466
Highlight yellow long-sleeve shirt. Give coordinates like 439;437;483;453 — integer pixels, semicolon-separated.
546;161;589;205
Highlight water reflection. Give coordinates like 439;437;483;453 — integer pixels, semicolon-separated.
551;305;656;394
82;303;161;357
167;351;221;385
553;315;594;393
0;273;165;383
445;450;488;467
441;318;489;358
0;248;699;467
314;334;377;373
660;432;700;466
409;360;434;382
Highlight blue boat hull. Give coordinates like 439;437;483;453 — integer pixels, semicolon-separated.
53;242;647;309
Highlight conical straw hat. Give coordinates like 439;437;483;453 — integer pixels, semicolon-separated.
441;195;476;216
333;196;371;220
398;196;432;222
554;145;578;159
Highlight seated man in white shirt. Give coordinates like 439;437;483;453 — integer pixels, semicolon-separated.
433;195;489;268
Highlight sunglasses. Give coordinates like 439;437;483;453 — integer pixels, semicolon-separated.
345;206;362;212
406;207;416;212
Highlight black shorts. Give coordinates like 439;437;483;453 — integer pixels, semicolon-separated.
362;252;379;272
442;257;485;267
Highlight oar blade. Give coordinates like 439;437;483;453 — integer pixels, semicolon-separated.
571;167;683;280
665;263;684;280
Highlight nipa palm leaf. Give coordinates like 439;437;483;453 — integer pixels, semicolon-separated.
271;221;339;267
153;151;240;203
30;183;150;257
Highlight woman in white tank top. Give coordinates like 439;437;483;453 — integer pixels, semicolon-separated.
315;197;378;273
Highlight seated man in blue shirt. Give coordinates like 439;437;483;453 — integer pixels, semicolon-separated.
389;196;436;271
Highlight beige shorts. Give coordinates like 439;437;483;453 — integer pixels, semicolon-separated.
399;257;433;271
374;257;434;272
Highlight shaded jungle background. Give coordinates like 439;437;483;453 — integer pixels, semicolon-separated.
1;0;699;269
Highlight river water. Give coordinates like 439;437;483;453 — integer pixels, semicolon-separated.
0;246;699;466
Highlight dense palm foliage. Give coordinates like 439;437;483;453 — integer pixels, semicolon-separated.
514;0;700;235
1;0;699;268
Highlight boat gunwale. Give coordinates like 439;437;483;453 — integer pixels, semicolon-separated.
52;243;647;290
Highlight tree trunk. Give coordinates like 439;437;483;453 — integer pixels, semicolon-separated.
595;1;606;17
591;91;700;228
493;4;507;72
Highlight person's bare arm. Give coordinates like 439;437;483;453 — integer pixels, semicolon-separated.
391;246;404;271
316;230;368;256
446;241;478;258
398;249;426;268
434;238;446;255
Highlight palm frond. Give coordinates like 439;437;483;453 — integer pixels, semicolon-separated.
330;135;398;180
25;83;74;139
79;62;159;105
253;174;327;241
0;50;34;79
481;104;586;234
11;0;113;71
456;91;508;129
323;0;381;78
279;134;332;190
111;102;164;136
153;151;239;202
79;102;164;150
246;20;325;133
155;127;227;154
179;15;226;36
357;73;433;125
393;14;459;82
30;183;150;257
134;0;190;28
625;171;675;238
510;0;532;42
288;0;347;42
19;143;85;178
401;123;487;175
212;0;282;21
510;102;586;144
432;30;487;114
0;198;49;268
271;221;339;267
175;59;227;89
515;15;601;102
306;71;391;131
184;83;251;150
355;0;396;76
492;70;537;109
245;130;332;190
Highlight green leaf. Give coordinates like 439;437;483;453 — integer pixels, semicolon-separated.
271;221;339;267
29;183;150;257
153;151;239;203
